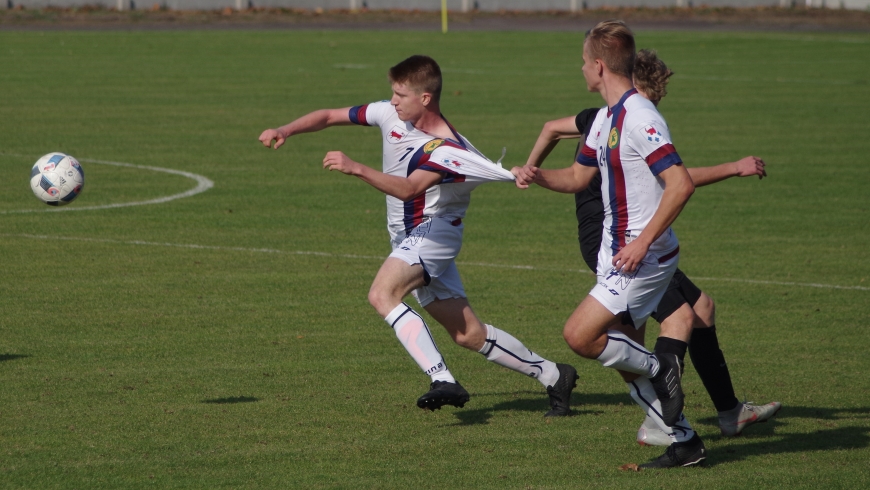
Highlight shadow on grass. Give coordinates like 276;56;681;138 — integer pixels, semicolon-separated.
449;395;870;463
449;398;870;467
201;396;260;404
706;425;870;466
450;397;870;464
447;391;629;426
0;354;30;362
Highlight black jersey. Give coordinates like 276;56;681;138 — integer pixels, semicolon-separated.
573;108;605;272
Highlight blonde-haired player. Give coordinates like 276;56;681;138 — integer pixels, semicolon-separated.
515;21;703;468
522;42;780;467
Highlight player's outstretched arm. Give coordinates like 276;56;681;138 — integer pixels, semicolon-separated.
525;116;582;169
513;162;597;193
259;108;354;150
323;151;441;201
612;164;694;273
687;156;767;187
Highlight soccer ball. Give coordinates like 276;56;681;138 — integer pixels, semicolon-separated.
30;152;85;206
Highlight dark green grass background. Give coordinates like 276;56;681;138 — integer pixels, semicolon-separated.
1;28;869;488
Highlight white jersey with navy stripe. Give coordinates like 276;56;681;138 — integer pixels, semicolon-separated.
349;100;514;241
576;89;682;256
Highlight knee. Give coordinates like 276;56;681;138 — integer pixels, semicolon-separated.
692;293;715;327
452;323;486;351
660;304;695;339
367;287;395;317
563;326;600;359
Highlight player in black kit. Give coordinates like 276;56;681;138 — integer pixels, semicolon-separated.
526;49;780;449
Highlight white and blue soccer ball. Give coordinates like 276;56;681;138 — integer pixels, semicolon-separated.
30;152;85;206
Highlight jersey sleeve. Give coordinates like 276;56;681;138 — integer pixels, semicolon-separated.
421;141;515;184
348;100;392;128
576;108;606;168
574;108;599;136
627;120;683;176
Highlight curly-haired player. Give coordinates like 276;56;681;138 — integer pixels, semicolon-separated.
523;46;780;467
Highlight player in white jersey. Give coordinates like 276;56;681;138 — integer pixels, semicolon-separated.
525;49;779;449
259;55;579;416
514;21;705;468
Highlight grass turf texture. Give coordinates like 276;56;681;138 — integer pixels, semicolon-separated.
1;28;869;488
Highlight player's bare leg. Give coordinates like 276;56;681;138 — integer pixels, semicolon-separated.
425;298;578;416
369;258;468;410
422;298;486;351
368;257;427;317
563;296;657;376
563;295;693;429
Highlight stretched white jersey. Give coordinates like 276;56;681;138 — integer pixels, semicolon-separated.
349;100;514;241
576;89;682;255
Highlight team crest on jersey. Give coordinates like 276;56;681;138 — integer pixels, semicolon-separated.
643;125;662;144
387;125;409;144
607;127;620;149
423;139;445;154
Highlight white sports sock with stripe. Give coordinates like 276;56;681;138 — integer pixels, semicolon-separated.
596;330;659;377
478;324;559;387
385;303;454;383
628;376;695;443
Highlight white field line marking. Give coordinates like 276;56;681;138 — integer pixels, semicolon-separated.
678;74;862;86
1;155;213;214
2;233;868;292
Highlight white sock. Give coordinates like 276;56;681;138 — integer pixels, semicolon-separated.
628;377;695;443
596;330;659;377
385;303;454;383
478;324;559;387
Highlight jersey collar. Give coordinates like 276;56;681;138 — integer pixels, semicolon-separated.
607;88;638;118
440;114;467;149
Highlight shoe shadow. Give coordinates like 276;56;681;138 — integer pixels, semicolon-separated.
0;354;30;362
201;396;260;404
705;426;870;467
444;391;631;426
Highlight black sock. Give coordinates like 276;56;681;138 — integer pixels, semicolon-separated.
652;336;688;380
689;326;739;412
654;336;688;361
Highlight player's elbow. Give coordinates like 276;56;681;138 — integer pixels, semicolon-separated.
542;120;561;140
677;176;695;203
395;186;424;202
684;179;696;201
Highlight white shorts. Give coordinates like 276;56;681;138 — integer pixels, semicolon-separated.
389;217;467;307
588;245;680;328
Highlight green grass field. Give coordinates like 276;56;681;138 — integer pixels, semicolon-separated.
1;26;869;488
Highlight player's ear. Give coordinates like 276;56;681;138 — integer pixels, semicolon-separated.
595;59;605;77
420;92;432;107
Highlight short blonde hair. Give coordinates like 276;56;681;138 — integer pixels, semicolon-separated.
584;20;636;79
634;49;674;103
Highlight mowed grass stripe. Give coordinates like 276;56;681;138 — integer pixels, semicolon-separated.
4;232;869;293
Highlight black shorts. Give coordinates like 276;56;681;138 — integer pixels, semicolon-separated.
649;268;703;324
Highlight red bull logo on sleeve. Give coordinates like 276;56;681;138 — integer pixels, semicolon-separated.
643;125;662;143
387;125;409;143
